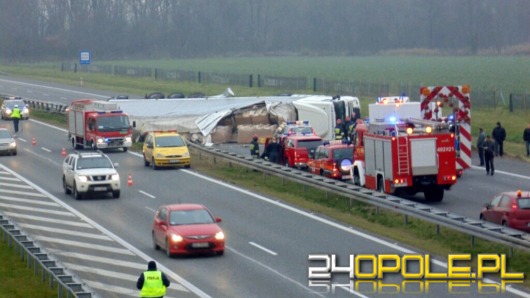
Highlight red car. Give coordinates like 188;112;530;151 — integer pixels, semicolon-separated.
307;140;354;180
152;204;225;257
480;190;530;232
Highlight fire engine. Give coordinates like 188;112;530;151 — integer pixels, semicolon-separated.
68;99;133;151
281;133;323;169
349;96;457;202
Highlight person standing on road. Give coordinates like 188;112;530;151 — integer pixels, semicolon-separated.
483;135;495;176
334;118;345;140
476;127;485;166
249;135;260;158
492;122;506;157
11;104;21;136
137;260;170;298
523;123;530;157
260;137;281;163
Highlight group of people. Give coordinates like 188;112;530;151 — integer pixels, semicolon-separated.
334;112;358;141
250;134;281;162
476;121;530;176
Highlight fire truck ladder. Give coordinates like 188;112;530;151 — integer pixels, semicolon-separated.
396;134;410;175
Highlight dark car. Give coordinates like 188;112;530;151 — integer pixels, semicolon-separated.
480;190;530;232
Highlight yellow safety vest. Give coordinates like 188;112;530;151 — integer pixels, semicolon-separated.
140;271;166;297
11;107;21;119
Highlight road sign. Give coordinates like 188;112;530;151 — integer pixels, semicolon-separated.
80;51;90;65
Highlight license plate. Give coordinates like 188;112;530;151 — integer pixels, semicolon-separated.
169;159;181;163
94;187;107;191
342;175;351;180
192;242;209;248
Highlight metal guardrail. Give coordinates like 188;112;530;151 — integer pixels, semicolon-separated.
189;142;530;253
1;213;94;298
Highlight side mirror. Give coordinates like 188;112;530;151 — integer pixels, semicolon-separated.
147;143;153;149
215;217;222;223
483;203;491;209
132;121;136;128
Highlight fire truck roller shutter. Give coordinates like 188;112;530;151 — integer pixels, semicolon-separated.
410;138;438;175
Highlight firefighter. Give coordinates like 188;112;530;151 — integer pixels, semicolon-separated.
249;135;260;158
345;116;355;142
11;104;22;135
334;118;345;140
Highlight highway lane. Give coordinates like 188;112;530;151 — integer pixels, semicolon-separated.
1;119;530;297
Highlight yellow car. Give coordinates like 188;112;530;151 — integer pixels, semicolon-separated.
142;130;191;169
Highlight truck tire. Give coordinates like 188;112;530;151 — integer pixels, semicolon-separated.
353;168;361;186
123;147;128;152
424;187;444;202
377;176;384;193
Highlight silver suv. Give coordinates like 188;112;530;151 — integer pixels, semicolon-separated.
62;151;121;200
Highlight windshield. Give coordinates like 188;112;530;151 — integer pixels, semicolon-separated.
169;209;215;225
518;198;530;209
297;140;323;150
4;101;25;109
332;148;353;160
76;157;113;170
155;135;186;147
0;130;12;138
96;116;130;131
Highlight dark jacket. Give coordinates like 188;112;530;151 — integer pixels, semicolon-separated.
492;126;506;142
137;269;170;291
249;139;260;156
524;128;530;142
261;141;281;162
476;131;485;148
483;139;495;156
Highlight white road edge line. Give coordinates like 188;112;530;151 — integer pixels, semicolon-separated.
0;164;212;298
249;241;278;256
41;147;51;153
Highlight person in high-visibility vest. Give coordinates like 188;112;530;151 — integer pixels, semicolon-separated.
136;261;170;298
249;134;260;158
11;104;22;135
334;118;345;140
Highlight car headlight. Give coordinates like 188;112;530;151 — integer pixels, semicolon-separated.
9;141;16;148
97;138;104;144
215;231;225;240
78;176;88;182
124;137;132;142
182;152;190;157
111;174;120;181
6;109;12;115
170;233;183;242
23;108;29;114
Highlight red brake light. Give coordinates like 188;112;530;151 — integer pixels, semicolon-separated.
512;203;518;210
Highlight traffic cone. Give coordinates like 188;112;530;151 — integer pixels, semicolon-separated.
31;137;36;146
61;148;66;157
127;174;133;186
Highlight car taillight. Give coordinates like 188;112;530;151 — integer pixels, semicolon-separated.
512;202;518;210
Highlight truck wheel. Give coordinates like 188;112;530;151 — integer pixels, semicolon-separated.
123;147;128;152
425;188;444;202
353;172;361;186
63;176;71;194
284;160;290;168
377;177;384;193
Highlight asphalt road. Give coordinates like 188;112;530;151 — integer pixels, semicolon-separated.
1;77;530;297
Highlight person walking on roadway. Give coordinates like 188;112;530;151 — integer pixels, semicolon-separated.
492;122;506;157
136;260;170;298
524;123;530;157
476;127;485;166
11;104;22;136
483;135;495;176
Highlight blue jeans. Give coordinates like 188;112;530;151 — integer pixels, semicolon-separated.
526;141;530;156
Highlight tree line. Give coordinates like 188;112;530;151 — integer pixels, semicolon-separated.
1;0;529;62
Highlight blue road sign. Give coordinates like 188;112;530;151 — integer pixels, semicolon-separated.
80;51;91;65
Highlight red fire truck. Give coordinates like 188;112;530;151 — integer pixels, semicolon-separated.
68;99;133;151
280;134;323;169
349;97;457;202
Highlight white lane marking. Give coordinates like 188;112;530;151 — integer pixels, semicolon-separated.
17;137;27;142
0;189;45;197
23;148;63;167
0;171;11;175
0;78;108;99
19;224;112;241
41;147;51;153
470;165;530;180
0;182;34;189
77;280;144;297
0;195;58;206
139;190;156;199
4;212;93;228
63;263;188;292
48;249;147;269
33;236;135;255
0;164;211;298
0;203;75;217
182;170;530;298
145;206;157;213
0;176;21;182
249;241;278;256
228;246;326;298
